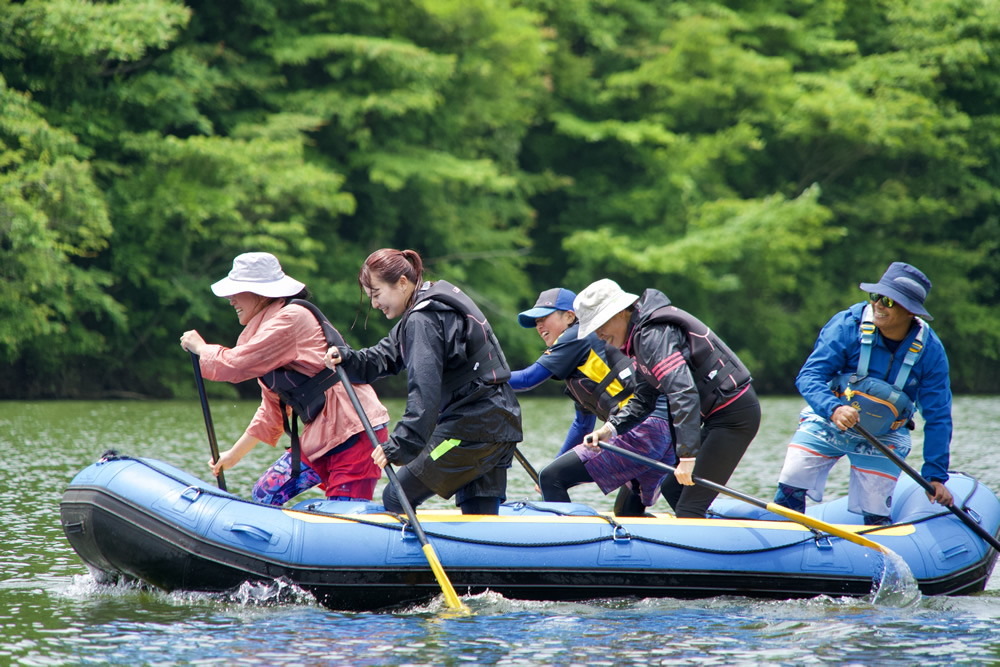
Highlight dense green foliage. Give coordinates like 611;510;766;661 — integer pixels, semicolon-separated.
2;0;998;399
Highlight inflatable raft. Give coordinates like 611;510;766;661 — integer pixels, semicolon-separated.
60;454;999;610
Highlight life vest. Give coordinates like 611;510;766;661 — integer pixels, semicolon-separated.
564;343;636;421
829;304;926;436
398;281;511;392
639;305;752;417
259;299;350;477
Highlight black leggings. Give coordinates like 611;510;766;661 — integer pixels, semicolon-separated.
538;451;592;502
382;466;500;515
660;386;761;518
540;452;648;517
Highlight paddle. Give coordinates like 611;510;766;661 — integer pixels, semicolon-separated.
513;447;540;487
853;423;1000;552
190;352;227;491
334;366;467;611
594;440;896;556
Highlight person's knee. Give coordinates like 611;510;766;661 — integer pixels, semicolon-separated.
774;483;807;513
381;485;403;514
539;463;569;498
382;484;420;514
538;463;559;487
613;484;646;517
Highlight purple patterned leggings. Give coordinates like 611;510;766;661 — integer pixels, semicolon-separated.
251;451;360;505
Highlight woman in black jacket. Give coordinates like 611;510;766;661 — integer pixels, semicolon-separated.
576;279;761;519
324;248;522;515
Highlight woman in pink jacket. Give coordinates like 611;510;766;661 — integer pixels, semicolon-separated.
180;252;390;505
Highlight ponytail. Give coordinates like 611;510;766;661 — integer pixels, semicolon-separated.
355;248;425;326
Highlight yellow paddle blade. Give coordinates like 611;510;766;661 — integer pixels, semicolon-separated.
422;543;469;612
765;502;891;555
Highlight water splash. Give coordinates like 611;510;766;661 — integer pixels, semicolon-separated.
61;572;149;599
222;578;315;607
869;550;922;607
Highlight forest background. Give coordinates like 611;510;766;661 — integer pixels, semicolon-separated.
2;0;999;400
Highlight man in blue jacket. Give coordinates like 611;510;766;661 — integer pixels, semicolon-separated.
773;262;954;525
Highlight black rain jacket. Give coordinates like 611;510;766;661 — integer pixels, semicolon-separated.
609;289;752;458
337;282;523;466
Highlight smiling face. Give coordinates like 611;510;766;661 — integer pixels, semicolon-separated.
228;292;270;325
534;310;576;347
871;295;915;341
365;275;415;320
594;309;631;349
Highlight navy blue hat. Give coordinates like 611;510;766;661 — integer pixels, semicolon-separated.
518;288;577;328
859;262;933;321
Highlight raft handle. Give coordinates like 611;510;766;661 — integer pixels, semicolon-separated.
964;507;982;524
400;521;418;541
180;486;202;504
612;525;631;543
228;523;275;543
814;536;833;550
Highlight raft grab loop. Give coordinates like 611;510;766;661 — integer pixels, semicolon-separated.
814;536;833;550
612;525;631;543
400;520;418;541
180;487;202;504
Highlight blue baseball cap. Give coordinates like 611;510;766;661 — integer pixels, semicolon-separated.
517;288;577;328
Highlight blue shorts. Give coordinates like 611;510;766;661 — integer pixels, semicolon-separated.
776;406;911;517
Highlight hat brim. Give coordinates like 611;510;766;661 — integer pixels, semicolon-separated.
577;292;639;338
859;282;933;320
211;275;306;299
517;306;558;328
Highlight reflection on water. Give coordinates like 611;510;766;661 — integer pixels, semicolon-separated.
2;396;1000;665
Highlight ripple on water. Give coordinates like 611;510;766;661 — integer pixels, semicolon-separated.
5;397;1000;666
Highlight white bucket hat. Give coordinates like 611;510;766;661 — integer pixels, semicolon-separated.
210;252;306;298
575;278;639;338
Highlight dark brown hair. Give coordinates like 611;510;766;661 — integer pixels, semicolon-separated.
355;248;425;325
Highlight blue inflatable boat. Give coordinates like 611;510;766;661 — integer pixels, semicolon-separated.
60;454;999;610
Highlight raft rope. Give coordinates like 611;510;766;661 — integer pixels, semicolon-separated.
96;452;973;557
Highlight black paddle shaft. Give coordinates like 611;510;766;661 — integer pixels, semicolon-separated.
333;364;466;610
853;423;1000;552
513;448;540;486
190;352;227;491
597;441;767;511
334;366;430;544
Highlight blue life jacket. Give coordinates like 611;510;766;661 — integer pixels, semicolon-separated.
828;304;927;436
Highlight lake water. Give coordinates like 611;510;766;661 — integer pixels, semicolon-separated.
3;395;1000;665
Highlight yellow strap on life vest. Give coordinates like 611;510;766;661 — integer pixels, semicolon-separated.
578;350;632;410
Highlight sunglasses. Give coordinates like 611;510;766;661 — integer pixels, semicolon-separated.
869;293;895;308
